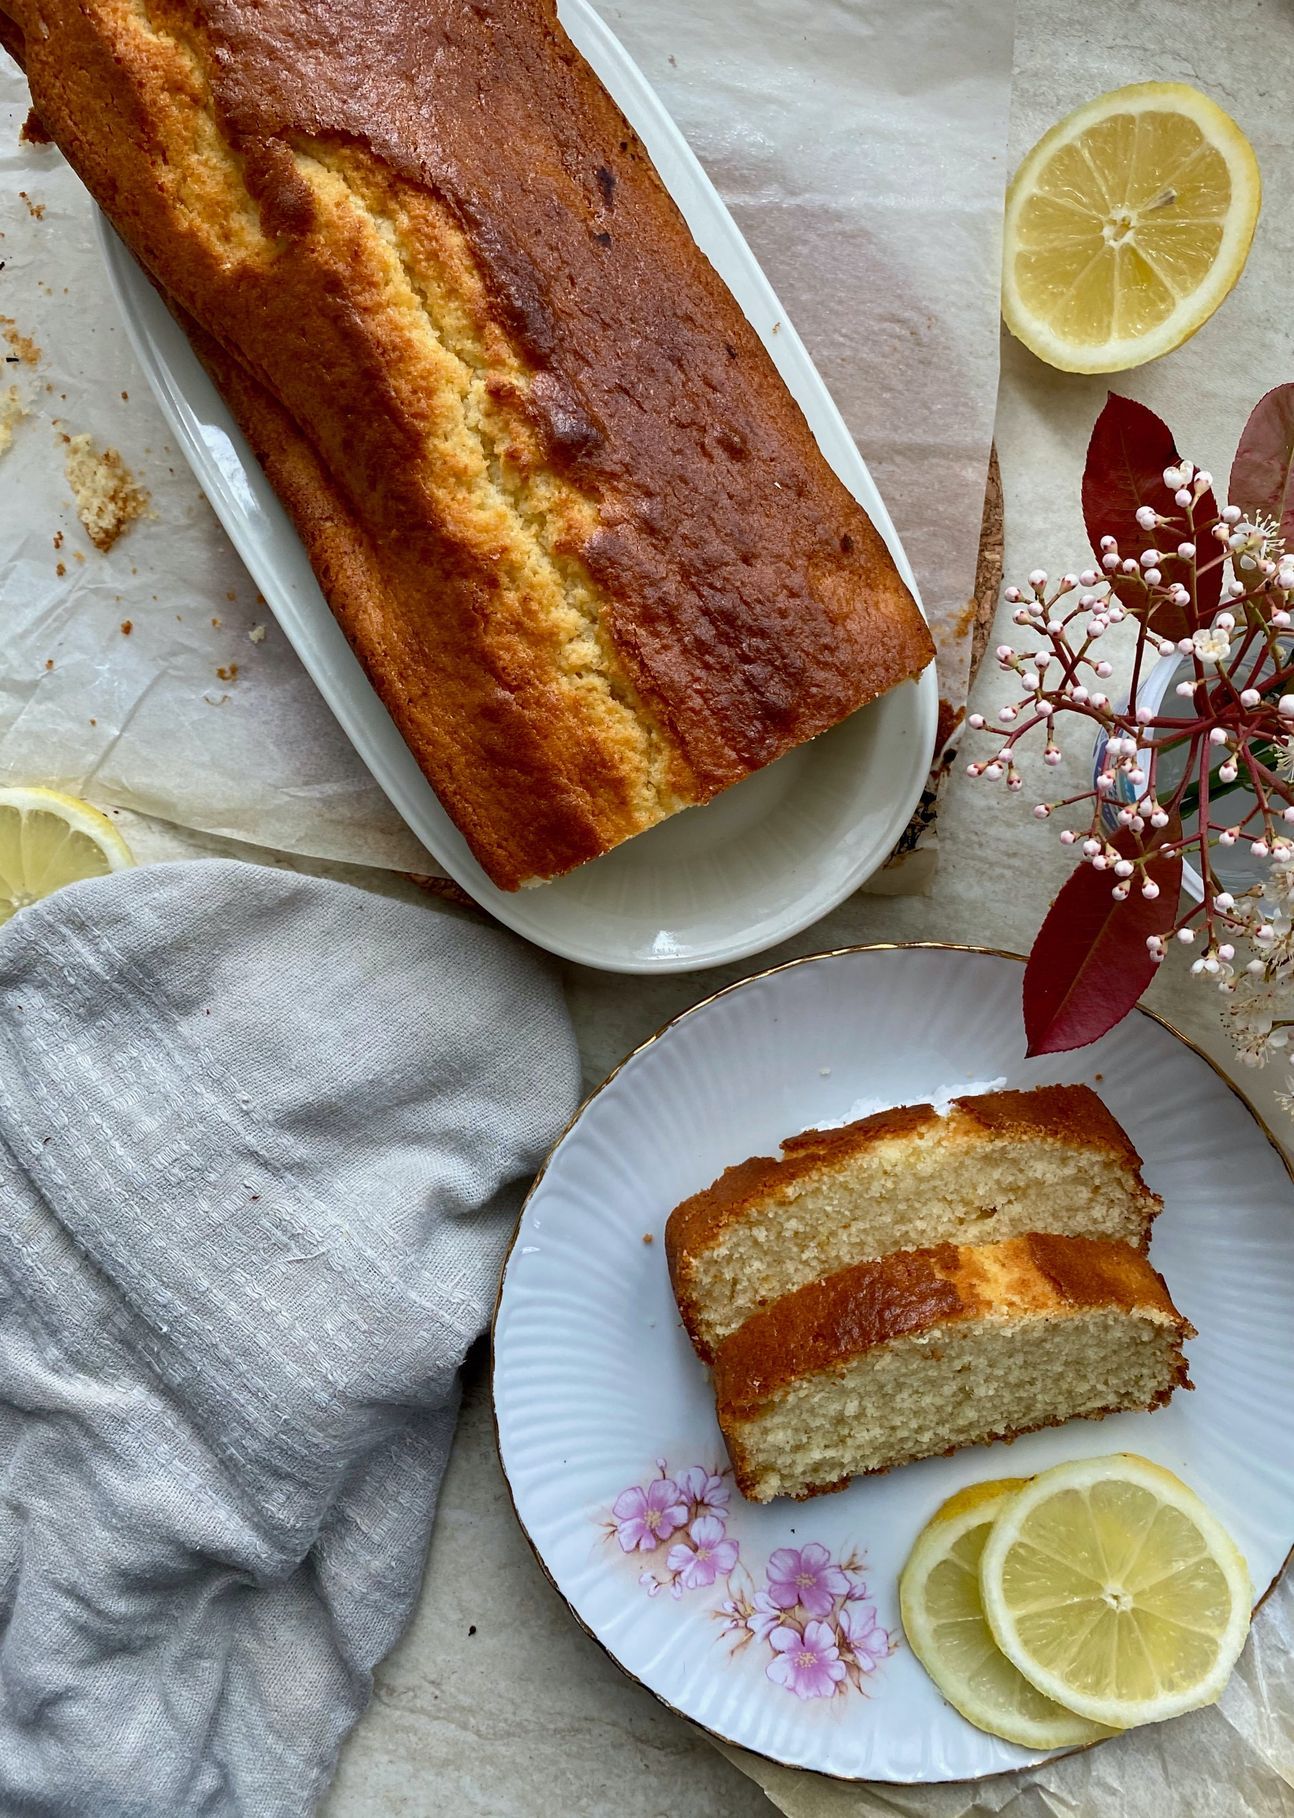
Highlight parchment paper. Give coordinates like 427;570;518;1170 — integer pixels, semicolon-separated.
0;0;1010;880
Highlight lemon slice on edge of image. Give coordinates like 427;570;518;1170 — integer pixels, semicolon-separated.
0;786;134;927
1002;82;1261;373
980;1454;1252;1731
900;1477;1114;1750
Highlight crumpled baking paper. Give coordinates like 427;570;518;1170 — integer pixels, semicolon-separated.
0;0;1009;879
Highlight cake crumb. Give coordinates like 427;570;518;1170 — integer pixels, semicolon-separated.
0;385;26;456
62;431;149;552
225;590;236;602
642;1232;654;1245
120;619;133;636
216;663;238;682
211;616;221;629
17;192;44;221
19;109;51;146
52;529;63;550
120;390;129;401
44;658;53;671
55;561;65;577
0;317;40;365
248;623;267;644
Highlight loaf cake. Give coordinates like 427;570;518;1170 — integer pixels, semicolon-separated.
713;1234;1193;1503
667;1085;1161;1360
1;0;935;889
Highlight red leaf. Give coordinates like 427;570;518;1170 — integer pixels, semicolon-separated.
1081;394;1220;638
1230;384;1294;546
1023;822;1183;1057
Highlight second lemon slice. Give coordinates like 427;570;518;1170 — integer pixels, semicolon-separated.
900;1479;1113;1750
980;1454;1252;1730
1003;83;1261;372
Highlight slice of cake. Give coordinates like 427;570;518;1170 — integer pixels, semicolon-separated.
667;1085;1160;1361
712;1233;1193;1503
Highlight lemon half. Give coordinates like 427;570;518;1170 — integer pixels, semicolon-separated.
900;1478;1114;1750
1003;83;1261;372
0;786;134;927
980;1454;1252;1730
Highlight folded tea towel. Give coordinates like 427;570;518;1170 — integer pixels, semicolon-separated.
0;859;582;1818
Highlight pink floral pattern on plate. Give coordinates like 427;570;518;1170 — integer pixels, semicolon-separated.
602;1461;896;1701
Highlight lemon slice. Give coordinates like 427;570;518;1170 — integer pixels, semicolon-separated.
0;786;134;926
980;1454;1252;1730
1003;83;1261;372
900;1478;1114;1750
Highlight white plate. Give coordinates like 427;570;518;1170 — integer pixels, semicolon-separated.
493;946;1294;1782
93;0;937;976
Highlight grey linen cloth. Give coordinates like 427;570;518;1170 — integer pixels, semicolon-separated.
0;859;582;1817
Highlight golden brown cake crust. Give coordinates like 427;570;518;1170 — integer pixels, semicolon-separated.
664;1084;1159;1350
712;1233;1193;1428
3;0;934;888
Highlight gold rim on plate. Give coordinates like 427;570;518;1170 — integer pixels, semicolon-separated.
489;941;1294;1787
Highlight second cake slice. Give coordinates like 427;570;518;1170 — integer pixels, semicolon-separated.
713;1233;1193;1502
667;1085;1160;1360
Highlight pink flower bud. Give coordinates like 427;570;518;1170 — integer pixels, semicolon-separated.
1177;542;1195;560
1114;859;1135;878
1240;689;1261;708
1142;881;1160;899
1060;829;1076;844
